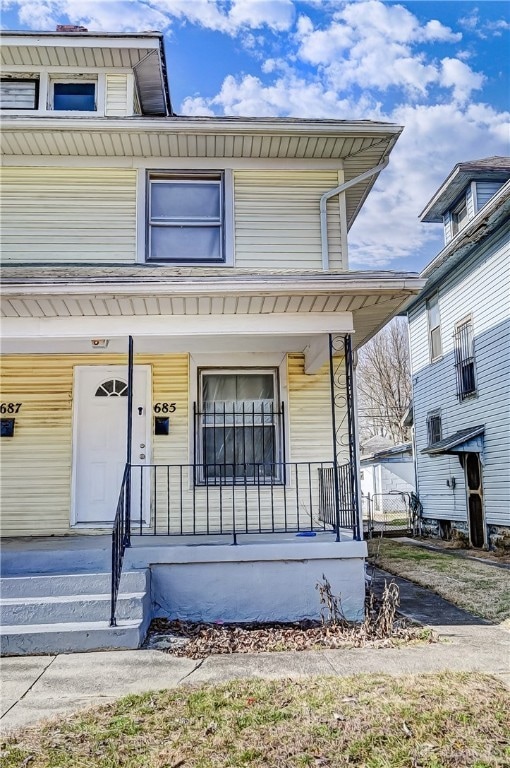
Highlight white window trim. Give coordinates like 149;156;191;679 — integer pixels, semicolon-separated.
426;292;442;363
47;74;105;115
188;354;289;485
138;169;234;266
426;409;442;446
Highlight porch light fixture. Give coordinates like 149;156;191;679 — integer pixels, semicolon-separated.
91;339;109;349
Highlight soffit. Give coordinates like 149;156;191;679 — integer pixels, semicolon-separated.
1;43;156;69
0;290;414;349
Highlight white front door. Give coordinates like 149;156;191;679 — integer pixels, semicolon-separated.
72;365;151;526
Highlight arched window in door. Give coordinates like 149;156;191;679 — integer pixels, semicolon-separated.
95;379;128;397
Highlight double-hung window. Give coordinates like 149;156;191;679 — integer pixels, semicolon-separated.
148;172;224;263
196;370;283;484
454;319;476;400
427;293;442;361
426;410;442;446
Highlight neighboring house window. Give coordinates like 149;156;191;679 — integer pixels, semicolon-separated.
0;78;39;109
196;369;283;483
454;319;477;400
52;80;96;111
451;197;468;236
427;293;442;361
147;172;224;263
426;410;442;446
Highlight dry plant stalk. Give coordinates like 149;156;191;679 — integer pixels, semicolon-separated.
315;574;348;626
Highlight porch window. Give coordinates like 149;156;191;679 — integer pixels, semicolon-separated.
195;370;283;484
426;293;442;361
147;172;224;263
426;410;442;446
454;319;476;400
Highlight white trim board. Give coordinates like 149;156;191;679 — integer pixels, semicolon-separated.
1;312;355;340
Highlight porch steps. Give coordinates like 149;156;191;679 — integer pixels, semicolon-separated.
0;570;151;656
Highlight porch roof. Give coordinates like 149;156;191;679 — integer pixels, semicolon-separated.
421;426;484;455
1;270;425;352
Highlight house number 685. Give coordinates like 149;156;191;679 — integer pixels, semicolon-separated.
153;403;176;414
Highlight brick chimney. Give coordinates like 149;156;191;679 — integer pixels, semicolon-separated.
56;24;88;32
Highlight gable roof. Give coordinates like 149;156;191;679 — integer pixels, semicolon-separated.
420;156;510;222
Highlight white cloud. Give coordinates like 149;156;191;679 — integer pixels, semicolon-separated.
295;1;468;100
2;0;295;33
440;57;485;103
459;8;510;38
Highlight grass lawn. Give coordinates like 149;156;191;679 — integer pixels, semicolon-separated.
368;539;510;625
2;673;509;768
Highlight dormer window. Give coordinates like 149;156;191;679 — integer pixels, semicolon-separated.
0;77;39;110
451;197;468;236
50;78;97;112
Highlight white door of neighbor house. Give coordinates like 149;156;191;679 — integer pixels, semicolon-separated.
72;366;151;526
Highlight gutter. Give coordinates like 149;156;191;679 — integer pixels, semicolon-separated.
320;159;389;270
0;275;426;298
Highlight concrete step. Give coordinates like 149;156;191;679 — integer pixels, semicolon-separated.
0;592;145;626
1;547;111;577
0;568;152;655
0;619;147;655
0;570;148;598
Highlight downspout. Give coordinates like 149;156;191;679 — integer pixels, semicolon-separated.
320;158;389;270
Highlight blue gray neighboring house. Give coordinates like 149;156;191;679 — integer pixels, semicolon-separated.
407;156;510;549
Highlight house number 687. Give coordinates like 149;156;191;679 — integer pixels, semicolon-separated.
153;403;176;414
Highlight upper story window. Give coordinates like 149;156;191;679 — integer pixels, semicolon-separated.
426;293;442;362
454;318;477;400
51;80;96;111
427;410;442;446
0;78;39;110
147;172;224;263
451;196;468;236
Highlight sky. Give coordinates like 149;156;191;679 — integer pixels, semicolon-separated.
1;0;509;273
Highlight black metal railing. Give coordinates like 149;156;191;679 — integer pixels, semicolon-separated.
126;460;356;541
317;461;355;530
110;464;130;627
454;322;476;400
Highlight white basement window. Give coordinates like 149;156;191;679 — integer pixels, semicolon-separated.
147;173;224;263
0;78;39;109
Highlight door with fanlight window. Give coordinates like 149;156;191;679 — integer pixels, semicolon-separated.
72;366;151;526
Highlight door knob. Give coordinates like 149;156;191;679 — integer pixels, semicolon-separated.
140;443;145;448
139;454;146;460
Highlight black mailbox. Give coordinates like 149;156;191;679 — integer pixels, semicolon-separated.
1;418;15;437
154;417;170;436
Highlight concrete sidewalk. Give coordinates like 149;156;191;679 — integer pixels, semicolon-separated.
2;570;509;734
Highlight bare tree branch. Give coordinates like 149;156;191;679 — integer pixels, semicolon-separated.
357;318;411;445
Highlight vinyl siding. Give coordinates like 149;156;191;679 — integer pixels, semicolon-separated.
105;74;129;116
234;170;344;269
0;167;137;263
409;224;510;526
0;352;342;536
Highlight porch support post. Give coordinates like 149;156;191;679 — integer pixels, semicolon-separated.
344;334;361;541
125;334;134;547
328;334;342;542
